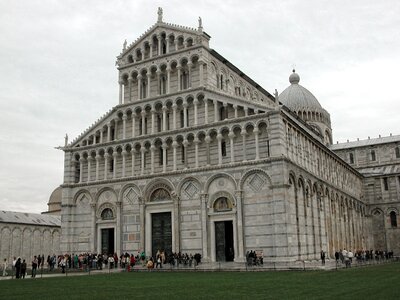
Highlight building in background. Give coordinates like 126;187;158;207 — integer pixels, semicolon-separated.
331;135;400;253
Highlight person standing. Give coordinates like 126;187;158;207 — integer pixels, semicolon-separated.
2;258;7;277
31;256;38;278
15;258;21;279
20;259;27;279
320;250;326;265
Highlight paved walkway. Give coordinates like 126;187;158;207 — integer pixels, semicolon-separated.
1;259;396;280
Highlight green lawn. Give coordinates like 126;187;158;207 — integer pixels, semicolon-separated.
1;263;399;299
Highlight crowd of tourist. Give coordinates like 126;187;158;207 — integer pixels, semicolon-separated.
334;249;395;267
246;250;264;266
1;250;203;278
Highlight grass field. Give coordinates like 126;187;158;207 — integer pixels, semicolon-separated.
1;263;399;299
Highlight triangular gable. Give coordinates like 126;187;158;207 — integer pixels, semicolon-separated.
67;106;117;148
118;22;208;60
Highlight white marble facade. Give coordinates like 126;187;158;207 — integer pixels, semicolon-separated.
60;10;380;262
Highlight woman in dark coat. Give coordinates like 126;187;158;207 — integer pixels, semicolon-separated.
15;258;21;279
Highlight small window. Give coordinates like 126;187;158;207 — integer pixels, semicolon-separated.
180;110;184;128
395;146;400;158
349;153;354;164
101;208;114;220
220;74;224;90
109;158;114;173
157;115;162;132
181;145;185;163
390;211;397;228
222;141;227;157
383;177;389;191
159;148;163;165
371;150;376;161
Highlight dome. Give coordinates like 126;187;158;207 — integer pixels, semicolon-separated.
279;70;322;111
47;186;62;214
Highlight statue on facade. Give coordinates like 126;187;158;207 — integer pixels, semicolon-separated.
198;17;202;29
64;134;68;146
157;7;163;23
123;39;127;51
274;89;279;102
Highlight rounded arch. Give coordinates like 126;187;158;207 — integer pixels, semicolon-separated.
143;177;175;201
239;168;272;190
204;172;237;193
208;190;236;209
177;176;203;198
73;189;93;205
119;183;142;202
96;202;116;219
95;187;118;204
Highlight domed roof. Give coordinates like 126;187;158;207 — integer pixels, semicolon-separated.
279;70;322;111
48;186;61;204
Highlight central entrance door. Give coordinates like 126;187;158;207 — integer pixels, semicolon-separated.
151;212;172;258
101;228;115;255
215;221;234;262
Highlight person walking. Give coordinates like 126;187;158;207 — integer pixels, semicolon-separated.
20;259;27;279
31;256;38;278
15;258;21;279
2;258;7;277
320;250;326;265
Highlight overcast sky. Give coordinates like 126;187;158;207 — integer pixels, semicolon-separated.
0;0;399;213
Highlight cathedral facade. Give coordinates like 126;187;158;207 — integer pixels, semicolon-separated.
59;10;398;263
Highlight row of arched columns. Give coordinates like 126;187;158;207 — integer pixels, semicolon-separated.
77;92;265;148
124;31;196;65
119;55;201;103
288;172;365;259
284;120;362;197
72;121;270;183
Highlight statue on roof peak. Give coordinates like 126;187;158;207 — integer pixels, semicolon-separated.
157;7;163;23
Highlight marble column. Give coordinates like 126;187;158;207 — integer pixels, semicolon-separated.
107;122;111;142
95;153;100;181
213;100;218;122
116;201;122;256
183;138;189;169
177;66;182;91
162;106;167;131
162;142;167;173
205;135;211;166
233;105;238;118
87;157;92;182
122;114;127;140
131;150;136;176
172;140;178;171
172;104;177;130
194;137;199;168
241;130;247;161
217;134;223;165
104;153;109;180
183;100;188;128
229;131;235;163
223;102;228;120
253;128;260;160
128;77;133;102
187;62;192;88
199;61;204;86
118;80;123;104
166;67;171;94
235;190;245;262
137;75;142;99
147;73;151;98
79;157;84;183
150;144;155;174
132;114;136;138
200;194;209;261
140;147;146;175
122;150;127;177
204;100;208;124
151;109;155;134
141;111;146;135
193;99;198;125
112;152;118;179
